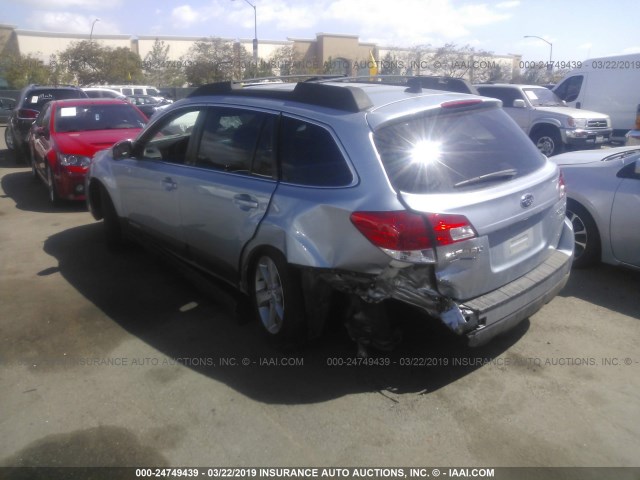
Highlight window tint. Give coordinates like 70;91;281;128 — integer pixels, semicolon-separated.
476;87;523;107
139;109;203;164
24;89;84;112
35;103;50;128
55;104;146;133
279;117;352;186
554;75;583;103
196;108;269;175
522;87;564;107
374;106;545;194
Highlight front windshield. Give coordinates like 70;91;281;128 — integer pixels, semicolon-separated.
523;87;564;107
54;104;147;133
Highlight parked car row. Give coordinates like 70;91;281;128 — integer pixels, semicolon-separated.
28;98;147;203
4;77;637;352
474;84;612;157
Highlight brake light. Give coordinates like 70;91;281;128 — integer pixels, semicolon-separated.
350;211;477;263
441;99;483;109
429;213;477;245
558;171;566;199
18;109;39;120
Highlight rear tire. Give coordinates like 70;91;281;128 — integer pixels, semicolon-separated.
4;127;15;151
30;149;39;180
566;200;600;268
250;249;306;348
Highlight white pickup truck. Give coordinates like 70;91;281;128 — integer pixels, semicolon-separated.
476;84;612;156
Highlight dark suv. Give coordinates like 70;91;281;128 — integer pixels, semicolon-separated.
5;84;87;163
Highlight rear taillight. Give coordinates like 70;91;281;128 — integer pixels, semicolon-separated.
558;171;567;199
350;211;477;263
17;109;39;120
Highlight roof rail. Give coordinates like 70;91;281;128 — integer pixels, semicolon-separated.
319;75;479;95
187;80;373;113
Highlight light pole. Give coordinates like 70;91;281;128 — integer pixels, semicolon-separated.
90;18;100;42
524;35;553;64
234;0;258;68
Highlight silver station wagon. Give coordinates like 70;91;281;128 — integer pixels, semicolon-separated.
86;79;574;350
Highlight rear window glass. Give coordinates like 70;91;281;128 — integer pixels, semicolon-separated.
25;89;84;111
373;106;545;194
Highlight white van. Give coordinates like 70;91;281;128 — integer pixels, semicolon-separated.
553;53;640;141
100;85;163;97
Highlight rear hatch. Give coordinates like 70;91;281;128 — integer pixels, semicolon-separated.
371;100;567;301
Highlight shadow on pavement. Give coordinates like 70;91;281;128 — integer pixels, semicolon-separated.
0;167;86;214
36;222;526;405
559;264;639;320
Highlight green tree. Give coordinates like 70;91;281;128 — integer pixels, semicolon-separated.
182;37;249;86
0;53;52;88
143;39;185;87
430;43;493;81
57;41;143;85
104;47;144;84
268;45;307;76
379;51;403;75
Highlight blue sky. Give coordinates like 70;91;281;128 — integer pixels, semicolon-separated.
2;0;639;61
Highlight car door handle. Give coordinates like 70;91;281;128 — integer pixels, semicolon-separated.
161;177;177;191
233;194;259;210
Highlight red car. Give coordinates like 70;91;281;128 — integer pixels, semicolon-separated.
28;98;147;204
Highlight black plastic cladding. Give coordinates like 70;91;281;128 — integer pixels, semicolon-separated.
187;81;374;113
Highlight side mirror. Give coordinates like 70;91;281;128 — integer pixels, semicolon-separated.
113;140;133;160
513;99;526;108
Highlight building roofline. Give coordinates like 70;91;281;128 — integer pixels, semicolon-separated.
15;28;132;40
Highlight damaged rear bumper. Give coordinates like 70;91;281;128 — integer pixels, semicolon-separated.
318;248;572;347
460;249;571;346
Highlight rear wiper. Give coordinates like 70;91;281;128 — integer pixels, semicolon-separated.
454;168;517;188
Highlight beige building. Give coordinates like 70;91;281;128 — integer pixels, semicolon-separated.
0;23;520;83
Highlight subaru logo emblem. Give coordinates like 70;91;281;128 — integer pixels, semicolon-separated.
520;193;534;208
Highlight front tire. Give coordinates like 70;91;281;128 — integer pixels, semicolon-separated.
250;249;306;347
46;164;60;205
566;200;600;268
100;186;125;251
531;128;563;157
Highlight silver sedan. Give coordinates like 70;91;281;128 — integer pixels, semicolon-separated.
552;146;640;269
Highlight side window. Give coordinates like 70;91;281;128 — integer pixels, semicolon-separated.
195;107;271;175
138;109;203;164
279;117;352;187
122;88;132;96
478;87;521;108
554;75;583;103
35;103;51;128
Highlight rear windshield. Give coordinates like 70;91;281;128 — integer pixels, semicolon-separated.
373;105;545;193
24;89;85;112
55;104;147;133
